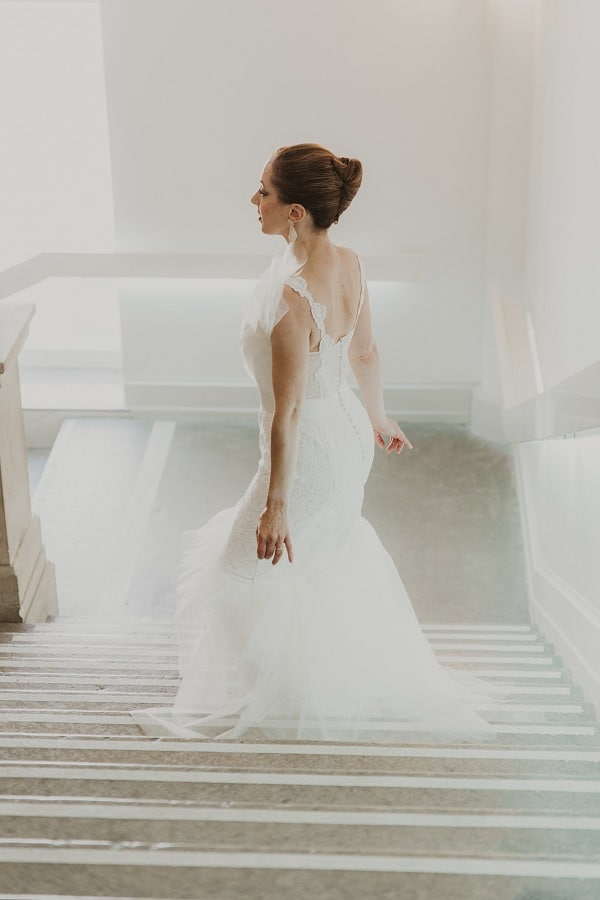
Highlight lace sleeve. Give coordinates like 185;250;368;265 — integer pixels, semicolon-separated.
245;241;307;336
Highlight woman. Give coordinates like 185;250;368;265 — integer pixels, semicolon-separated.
133;144;497;742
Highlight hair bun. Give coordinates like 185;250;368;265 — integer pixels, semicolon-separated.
271;143;363;229
335;156;363;219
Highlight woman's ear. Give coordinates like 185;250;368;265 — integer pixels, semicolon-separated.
289;205;306;223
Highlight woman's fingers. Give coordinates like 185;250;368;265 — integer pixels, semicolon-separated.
375;430;412;452
267;540;291;565
271;535;293;565
284;534;294;563
257;531;293;564
384;434;412;453
256;531;275;559
272;544;284;565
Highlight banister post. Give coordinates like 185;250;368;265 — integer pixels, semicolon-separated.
0;303;57;622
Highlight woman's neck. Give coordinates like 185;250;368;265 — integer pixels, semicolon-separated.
289;226;333;259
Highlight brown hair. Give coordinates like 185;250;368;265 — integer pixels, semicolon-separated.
270;143;363;230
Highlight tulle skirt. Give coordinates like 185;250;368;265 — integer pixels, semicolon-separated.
131;503;502;744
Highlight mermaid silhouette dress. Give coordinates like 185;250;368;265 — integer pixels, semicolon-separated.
131;247;498;742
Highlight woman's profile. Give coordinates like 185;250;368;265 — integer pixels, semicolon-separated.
132;143;497;742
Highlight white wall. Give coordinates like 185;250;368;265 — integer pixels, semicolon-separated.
0;1;118;369
99;0;492;417
465;0;600;715
471;0;536;439
516;432;600;712
474;0;600;441
0;1;114;271
527;0;600;391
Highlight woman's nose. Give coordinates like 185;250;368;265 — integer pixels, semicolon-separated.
251;192;259;205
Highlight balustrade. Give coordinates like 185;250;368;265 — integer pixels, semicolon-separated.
0;303;56;621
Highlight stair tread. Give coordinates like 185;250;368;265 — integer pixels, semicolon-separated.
0;869;598;900
0;615;596;900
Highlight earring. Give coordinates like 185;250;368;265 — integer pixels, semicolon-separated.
287;220;297;243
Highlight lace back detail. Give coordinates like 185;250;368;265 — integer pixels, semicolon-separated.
285;256;365;351
285;275;327;342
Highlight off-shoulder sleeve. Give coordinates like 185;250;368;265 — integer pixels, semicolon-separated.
244;242;306;336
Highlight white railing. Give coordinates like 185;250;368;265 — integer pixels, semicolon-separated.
0;303;57;622
0;251;429;302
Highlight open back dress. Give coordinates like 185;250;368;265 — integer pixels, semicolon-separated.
131;245;498;743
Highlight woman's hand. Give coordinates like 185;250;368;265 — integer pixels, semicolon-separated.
256;502;294;565
373;418;413;454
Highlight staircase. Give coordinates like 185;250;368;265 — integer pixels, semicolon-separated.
0;618;599;899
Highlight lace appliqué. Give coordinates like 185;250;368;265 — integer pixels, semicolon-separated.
285;275;327;347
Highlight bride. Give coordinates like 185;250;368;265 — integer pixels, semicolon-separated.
132;143;498;743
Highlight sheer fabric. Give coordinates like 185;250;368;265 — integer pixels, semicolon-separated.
131;248;500;743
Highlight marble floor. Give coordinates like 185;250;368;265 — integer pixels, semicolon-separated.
30;419;530;624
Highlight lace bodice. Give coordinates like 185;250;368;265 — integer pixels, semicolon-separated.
285;273;364;400
240;256;365;411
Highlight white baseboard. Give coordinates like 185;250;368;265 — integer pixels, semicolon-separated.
529;577;600;715
514;445;600;715
123;381;473;424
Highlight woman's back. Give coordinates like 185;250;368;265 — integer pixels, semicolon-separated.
292;245;363;351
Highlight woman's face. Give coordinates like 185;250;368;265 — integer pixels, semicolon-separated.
250;160;289;237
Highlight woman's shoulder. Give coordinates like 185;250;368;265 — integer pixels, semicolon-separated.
335;243;363;278
301;243;361;279
335;242;359;261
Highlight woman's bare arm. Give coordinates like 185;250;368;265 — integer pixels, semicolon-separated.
256;287;311;564
349;284;413;453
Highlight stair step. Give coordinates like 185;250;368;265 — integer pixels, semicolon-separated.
0;865;598;900
0;644;560;663
0;632;543;645
0;615;595;900
0;635;178;648
0;657;566;674
0;659;179;671
0;693;587;714
0;715;595;739
0;673;180;686
0;732;597;765
0;728;598;749
2;804;600;860
2;745;599;778
430;643;550;653
2;766;600;816
1;844;600;877
0;641;555;657
426;632;541;642
0;620;538;635
0;706;592;729
0;678;569;701
440;656;558;665
1;673;578;698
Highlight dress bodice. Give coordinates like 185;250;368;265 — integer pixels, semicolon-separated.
285;273;364;399
240;258;365;413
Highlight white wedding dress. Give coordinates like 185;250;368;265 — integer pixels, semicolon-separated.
132;246;499;743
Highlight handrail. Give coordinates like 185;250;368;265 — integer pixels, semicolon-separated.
0;251;429;302
0;303;57;622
